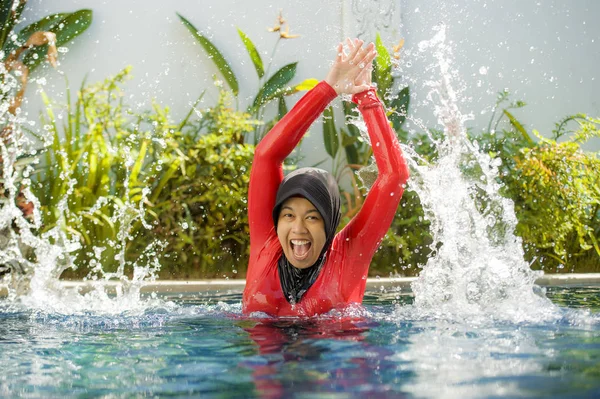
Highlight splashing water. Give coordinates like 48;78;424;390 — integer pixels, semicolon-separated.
395;24;557;323
0;23;583;325
0;63;167;316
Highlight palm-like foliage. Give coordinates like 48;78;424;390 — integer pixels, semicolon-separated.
0;0;92;218
177;11;317;144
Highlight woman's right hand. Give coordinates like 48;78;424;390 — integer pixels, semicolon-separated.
324;38;376;95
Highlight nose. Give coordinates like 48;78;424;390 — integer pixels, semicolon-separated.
291;217;308;234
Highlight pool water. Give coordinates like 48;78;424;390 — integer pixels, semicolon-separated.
1;286;599;398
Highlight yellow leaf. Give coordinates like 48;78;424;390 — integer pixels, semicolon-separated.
293;78;319;92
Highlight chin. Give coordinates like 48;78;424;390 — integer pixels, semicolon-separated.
285;253;319;269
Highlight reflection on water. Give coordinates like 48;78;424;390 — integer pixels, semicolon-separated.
241;317;402;399
2;288;598;398
398;320;545;398
548;287;600;310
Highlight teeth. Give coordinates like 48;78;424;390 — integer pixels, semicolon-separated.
291;240;310;245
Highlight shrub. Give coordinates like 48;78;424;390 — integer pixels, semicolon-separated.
141;90;257;278
32;67;259;279
32;67;172;278
479;106;600;272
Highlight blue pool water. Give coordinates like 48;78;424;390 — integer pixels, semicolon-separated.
1;286;599;398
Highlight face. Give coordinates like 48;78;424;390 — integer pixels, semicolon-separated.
277;197;327;269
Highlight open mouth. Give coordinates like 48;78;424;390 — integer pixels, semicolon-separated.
290;239;311;260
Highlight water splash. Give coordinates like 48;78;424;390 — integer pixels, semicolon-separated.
1;62;73;300
0;65;164;315
396;24;557;323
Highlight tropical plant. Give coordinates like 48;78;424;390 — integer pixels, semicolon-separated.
317;34;437;275
0;1;92;218
0;1;92;279
31;67;175;278
477;94;600;272
138;89;257;278
30;66;258;279
177;10;318;144
0;0;92;114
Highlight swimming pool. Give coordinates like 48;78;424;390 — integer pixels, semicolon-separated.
1;285;599;398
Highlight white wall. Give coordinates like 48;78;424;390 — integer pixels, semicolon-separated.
19;0;401;168
19;0;599;165
399;0;600;149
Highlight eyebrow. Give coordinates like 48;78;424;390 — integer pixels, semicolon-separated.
280;206;320;214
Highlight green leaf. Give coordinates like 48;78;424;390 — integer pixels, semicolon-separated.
47;10;93;46
249;62;296;112
178;90;205;131
503;109;534;146
237;27;263;78
341;128;359;165
277;96;288;120
12;0;28;29
343;100;361;139
371;58;380;87
4;13;67;55
589;230;600;257
0;0;17;50
374;32;392;99
129;139;148;188
323;106;339;158
22;9;93;71
150;159;181;204
389;86;410;131
178;13;239;95
345;145;360;165
340;129;356;147
342;99;356;116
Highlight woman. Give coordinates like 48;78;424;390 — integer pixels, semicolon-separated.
243;38;409;317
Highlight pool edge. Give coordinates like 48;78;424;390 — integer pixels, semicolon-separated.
2;273;600;297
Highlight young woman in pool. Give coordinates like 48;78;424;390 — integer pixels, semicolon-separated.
242;38;409;317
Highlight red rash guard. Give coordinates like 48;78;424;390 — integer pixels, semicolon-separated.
243;81;409;317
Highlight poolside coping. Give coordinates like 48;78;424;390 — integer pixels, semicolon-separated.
2;273;600;297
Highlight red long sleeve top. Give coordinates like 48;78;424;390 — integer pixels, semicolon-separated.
242;81;409;317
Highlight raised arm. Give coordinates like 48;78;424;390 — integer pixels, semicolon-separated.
248;39;378;253
342;89;410;265
248;82;337;251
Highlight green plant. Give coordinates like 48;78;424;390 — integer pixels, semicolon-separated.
31;67;173;278
0;0;92;113
0;0;92;220
29;66;259;280
477;95;600;272
368;189;433;277
511;122;599;271
177;10;317;144
137;89;257;279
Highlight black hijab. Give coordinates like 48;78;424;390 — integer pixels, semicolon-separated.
272;167;341;304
